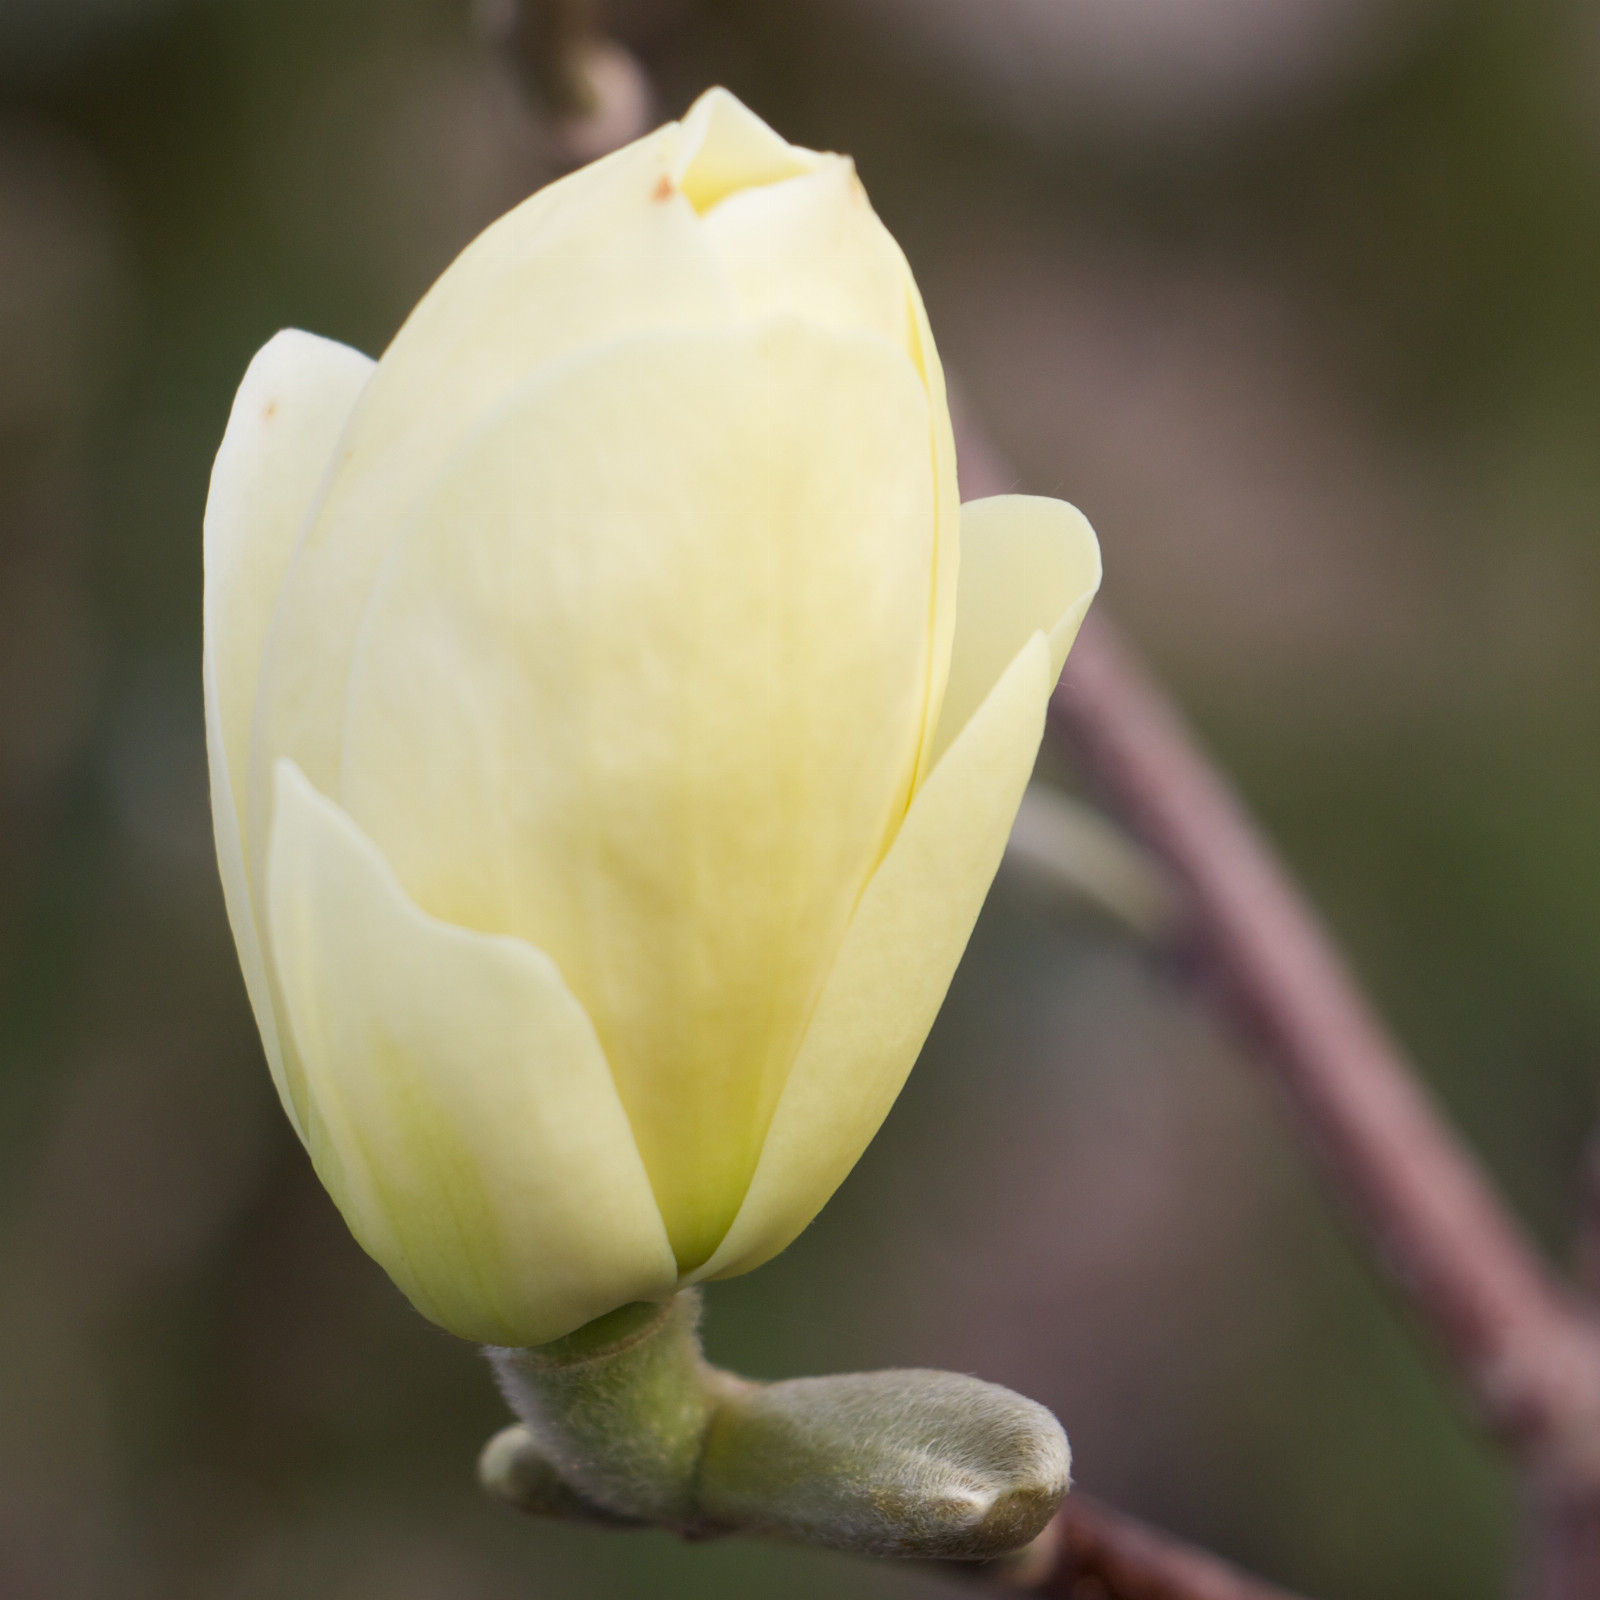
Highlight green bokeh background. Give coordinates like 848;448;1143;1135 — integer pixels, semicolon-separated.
4;1;1599;1594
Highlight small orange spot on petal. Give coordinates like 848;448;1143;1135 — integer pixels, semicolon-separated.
653;175;675;202
263;399;278;421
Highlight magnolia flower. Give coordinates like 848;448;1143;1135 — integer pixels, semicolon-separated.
204;88;1100;1347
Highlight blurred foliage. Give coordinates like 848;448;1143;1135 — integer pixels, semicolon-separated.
5;0;1600;1595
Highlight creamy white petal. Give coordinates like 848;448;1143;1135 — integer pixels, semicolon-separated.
692;632;1058;1282
264;760;678;1346
694;497;1098;1277
674;88;960;792
907;275;962;791
248;120;737;874
337;321;935;1273
671;87;819;212
701;158;912;356
929;495;1101;769
202;329;373;1133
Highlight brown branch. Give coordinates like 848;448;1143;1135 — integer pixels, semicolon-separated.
1578;1129;1600;1297
1046;613;1600;1469
998;1497;1312;1600
508;0;601;117
954;407;1600;1596
497;0;652;167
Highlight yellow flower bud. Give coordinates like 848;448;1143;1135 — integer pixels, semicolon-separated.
203;88;1100;1346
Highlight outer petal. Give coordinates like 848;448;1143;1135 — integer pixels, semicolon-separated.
675;89;960;793
700;158;913;358
692;633;1058;1282
202;329;374;1132
928;495;1102;769
694;494;1100;1280
907;276;962;791
263;760;678;1346
248;118;736;862
337;322;935;1274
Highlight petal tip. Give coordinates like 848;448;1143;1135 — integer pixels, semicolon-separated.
673;86;819;212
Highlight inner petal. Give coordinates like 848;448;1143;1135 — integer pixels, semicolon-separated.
246;122;733;888
338;321;936;1272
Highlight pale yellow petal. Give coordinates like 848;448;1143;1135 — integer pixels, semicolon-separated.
672;86;819;212
700;158;912;356
263;760;678;1347
907;275;962;791
929;495;1101;770
337;322;935;1274
248;120;735;873
693;107;961;795
693;633;1059;1283
202;329;374;1133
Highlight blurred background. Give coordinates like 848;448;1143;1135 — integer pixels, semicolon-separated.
3;0;1600;1595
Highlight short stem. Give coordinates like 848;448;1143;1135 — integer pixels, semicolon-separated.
482;1288;1072;1560
489;1292;735;1530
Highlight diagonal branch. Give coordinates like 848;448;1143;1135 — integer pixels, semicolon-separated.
997;1496;1313;1600
1045;612;1600;1465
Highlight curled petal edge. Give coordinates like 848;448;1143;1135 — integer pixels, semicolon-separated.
264;759;678;1346
694;495;1100;1279
692;630;1056;1282
202;329;374;1136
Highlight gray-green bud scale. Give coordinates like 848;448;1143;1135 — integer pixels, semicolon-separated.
482;1292;1071;1561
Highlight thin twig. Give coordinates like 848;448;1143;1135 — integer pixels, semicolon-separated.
998;1497;1313;1600
1046;614;1600;1473
1577;1131;1600;1297
509;0;600;117
498;0;652;166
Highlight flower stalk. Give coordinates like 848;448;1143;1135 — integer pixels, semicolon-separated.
482;1290;1072;1560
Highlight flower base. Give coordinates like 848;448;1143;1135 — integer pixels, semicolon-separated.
481;1290;1071;1560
